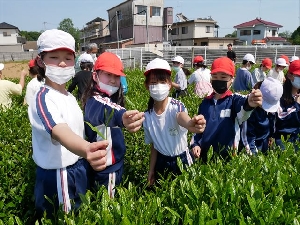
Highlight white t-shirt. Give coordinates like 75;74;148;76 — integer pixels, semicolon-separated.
0;80;22;108
25;78;43;106
188;68;211;84
143;97;188;156
28;85;84;169
267;68;284;84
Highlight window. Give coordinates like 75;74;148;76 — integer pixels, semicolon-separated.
182;27;188;34
240;30;251;36
167;10;172;16
272;30;276;36
116;10;122;20
151;6;161;16
171;28;178;35
206;26;211;33
253;30;261;35
201;42;208;46
136;5;146;15
3;32;10;36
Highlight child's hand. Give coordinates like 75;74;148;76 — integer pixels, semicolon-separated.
86;141;108;171
188;115;206;133
248;89;262;108
122;110;145;133
148;170;155;186
192;146;201;158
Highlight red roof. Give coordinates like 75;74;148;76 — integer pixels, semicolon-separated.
264;36;286;41
234;18;282;28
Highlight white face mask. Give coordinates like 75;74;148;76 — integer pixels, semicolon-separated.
291;76;300;89
149;83;170;101
44;64;75;85
98;80;119;96
90;53;97;61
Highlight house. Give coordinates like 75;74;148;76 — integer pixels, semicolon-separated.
233;18;286;46
105;0;164;47
169;14;235;47
23;41;37;51
80;17;109;51
0;22;24;52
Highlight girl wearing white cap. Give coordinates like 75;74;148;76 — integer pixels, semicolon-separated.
274;59;300;150
267;58;288;84
28;29;108;219
143;58;206;185
81;52;144;198
171;55;188;98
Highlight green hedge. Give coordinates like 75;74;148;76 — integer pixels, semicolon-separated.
1;69;300;224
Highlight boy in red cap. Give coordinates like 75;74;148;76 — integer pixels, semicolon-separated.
188;55;213;97
274;59;300;150
81;51;145;197
23;58;43;105
190;57;262;162
251;57;272;83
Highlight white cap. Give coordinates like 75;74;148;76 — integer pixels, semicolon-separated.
260;77;283;113
80;53;94;63
144;58;171;76
290;56;299;63
0;63;4;71
172;56;184;64
243;53;256;64
37;29;75;54
276;58;288;67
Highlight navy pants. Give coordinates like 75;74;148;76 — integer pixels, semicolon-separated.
34;159;90;219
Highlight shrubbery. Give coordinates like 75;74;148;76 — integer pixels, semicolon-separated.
1;69;300;224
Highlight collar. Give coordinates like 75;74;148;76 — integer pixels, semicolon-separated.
206;89;233;100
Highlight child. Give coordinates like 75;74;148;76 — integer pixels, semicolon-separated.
240;77;283;155
267;58;288;84
233;53;256;92
24;59;43;105
142;58;206;185
28;29;108;219
251;57;272;83
274;59;300;150
191;57;262;162
188;55;213;98
171;56;188;98
68;53;94;101
81;52;144;197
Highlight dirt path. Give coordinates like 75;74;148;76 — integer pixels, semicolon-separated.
1;61;28;79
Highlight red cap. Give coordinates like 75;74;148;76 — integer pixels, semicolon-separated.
28;59;35;68
193;56;204;63
211;57;235;76
288;60;300;76
280;54;290;65
94;52;125;76
262;58;272;69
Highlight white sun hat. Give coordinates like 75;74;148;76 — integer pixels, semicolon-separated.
172;56;184;64
260;77;283;113
144;58;171;76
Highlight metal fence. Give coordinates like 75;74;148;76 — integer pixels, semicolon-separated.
1;45;300;69
107;45;300;70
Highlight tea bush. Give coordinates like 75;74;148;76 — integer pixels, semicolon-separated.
1;68;300;224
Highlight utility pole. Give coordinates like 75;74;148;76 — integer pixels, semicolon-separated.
146;9;149;51
116;11;119;49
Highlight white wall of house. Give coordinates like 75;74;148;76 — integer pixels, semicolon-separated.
236;24;280;45
0;28;18;44
133;0;163;26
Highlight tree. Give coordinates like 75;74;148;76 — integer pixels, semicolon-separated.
278;30;292;39
57;18;81;51
19;31;41;41
290;26;300;44
225;31;237;38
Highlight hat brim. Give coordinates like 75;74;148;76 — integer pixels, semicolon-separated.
144;69;171;76
40;47;75;53
211;68;234;76
0;63;4;70
277;63;288;67
100;66;126;76
262;100;280;113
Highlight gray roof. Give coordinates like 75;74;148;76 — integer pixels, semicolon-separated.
0;22;19;30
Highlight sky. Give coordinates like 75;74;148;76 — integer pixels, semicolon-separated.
0;0;299;37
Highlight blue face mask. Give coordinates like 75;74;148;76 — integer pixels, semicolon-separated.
291;76;300;89
172;66;180;73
